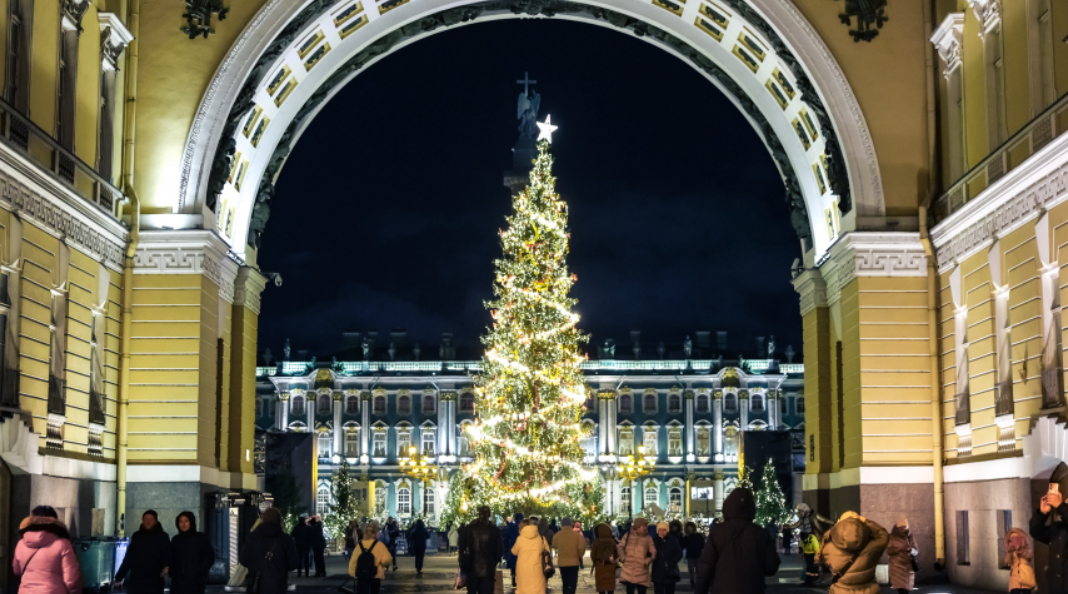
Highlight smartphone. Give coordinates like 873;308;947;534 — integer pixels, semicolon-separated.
1051;483;1060;495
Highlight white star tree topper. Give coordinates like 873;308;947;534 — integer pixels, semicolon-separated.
536;115;558;143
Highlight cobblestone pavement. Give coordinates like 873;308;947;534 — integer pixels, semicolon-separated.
215;551;1002;594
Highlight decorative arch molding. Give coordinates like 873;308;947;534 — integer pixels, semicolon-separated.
177;0;885;264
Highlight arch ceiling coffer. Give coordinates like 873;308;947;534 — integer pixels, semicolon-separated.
178;0;885;263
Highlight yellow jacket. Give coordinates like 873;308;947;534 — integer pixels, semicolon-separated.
349;538;393;580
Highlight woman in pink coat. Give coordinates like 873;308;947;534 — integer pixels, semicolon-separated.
619;517;656;594
13;506;82;594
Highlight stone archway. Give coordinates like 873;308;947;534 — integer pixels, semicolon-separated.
175;0;885;263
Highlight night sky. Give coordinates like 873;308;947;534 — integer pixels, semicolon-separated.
260;18;804;360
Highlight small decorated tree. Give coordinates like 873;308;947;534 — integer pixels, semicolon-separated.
753;458;791;526
327;458;360;539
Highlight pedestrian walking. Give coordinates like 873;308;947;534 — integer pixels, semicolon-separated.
458;506;502;594
816;511;888;594
591;523;619;594
290;516;312;577
800;533;820;585
345;519;360;559
448;524;460;554
1005;527;1035;593
1031;487;1068;593
310;516;327;577
511;520;550;594
886;516;918;594
679;522;704;589
552;518;586;594
349;525;392;594
385;518;400;572
694;487;780;594
651;522;682;594
408;519;430;576
170;512;215;594
618;517;655;594
537;518;553;547
13;506;82;594
114;510;172;594
240;508;299;594
504;513;524;588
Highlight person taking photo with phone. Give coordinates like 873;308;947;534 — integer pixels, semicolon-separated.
1030;483;1068;593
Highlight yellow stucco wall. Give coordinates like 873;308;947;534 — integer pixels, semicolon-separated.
803;306;833;476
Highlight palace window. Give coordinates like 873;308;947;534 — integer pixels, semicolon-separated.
643;393;657;413
668;393;681;414
621;486;631;511
796;397;805;414
345;431;359;457
423;487;435;516
619;394;632;414
398;394;411;415
423;394;436;415
318;394;331;413
422;430;436;457
667;428;683;457
644;485;659;508
292;396;306;417
98;67;117;180
724;393;737;413
318;432;331;458
316;485;331;515
398;431;412;458
346;396;358;414
618;428;634;456
751;394;764;412
56;24;78;152
373;395;386;414
4;0;31;112
460;392;474;412
372;432;387;458
696;427;711;457
696;394;709;413
643;428;658;456
668;487;683;512
374;485;387;514
458;433;471;457
397;486;412;516
724;427;739;461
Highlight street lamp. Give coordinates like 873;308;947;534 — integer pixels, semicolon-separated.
616;445;656;519
399;446;438;517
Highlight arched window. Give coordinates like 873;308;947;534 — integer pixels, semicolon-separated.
751;394;764;412
318;432;331;458
396;485;412;515
374;483;387;514
668;393;681;414
724;393;737;413
346;396;358;414
460;392;475;412
316;485;331;515
696;427;711;456
619;394;632;413
644;393;657;413
423;487;435;516
398;394;411;415
422;430;436;456
668;487;683;512
318;393;331;413
696;394;709;413
667;428;683;456
345;430;359;457
724;427;739;462
423;394;436;414
644;485;659;509
292;396;305;416
373;395;386;414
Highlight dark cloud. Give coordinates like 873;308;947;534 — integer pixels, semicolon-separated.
262;18;802;357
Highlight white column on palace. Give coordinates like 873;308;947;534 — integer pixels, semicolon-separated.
740;393;749;429
438;391;448;457
361;393;371;458
333;393;343;457
278;393;289;430
307;395;315;430
713;396;723;462
685;391;695;462
608;394;618;454
714;472;725;514
598;395;608;456
767;390;776;429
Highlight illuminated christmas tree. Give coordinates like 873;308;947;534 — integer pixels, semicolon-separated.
753;458;791;526
461;120;593;516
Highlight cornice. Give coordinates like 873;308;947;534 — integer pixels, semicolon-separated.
930;123;1068;273
98;13;134;69
792;268;827;317
234;266;267;314
819;232;926;305
134;229;242;304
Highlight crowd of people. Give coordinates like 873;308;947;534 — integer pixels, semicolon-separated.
8;487;1068;594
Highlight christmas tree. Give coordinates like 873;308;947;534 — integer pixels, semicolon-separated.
327;458;360;539
753;458;791;526
462;127;593;515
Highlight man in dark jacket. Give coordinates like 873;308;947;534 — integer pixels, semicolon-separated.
408;519;430;576
1031;488;1068;593
385;517;400;571
114;510;173;594
290;515;312;577
310;516;327;577
694;488;780;594
503;513;523;588
459;506;502;594
240;508;299;594
170;511;215;594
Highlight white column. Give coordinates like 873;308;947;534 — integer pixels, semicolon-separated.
713;396;723;462
333;393;343;457
598;396;608;456
306;394;316;429
740;393;749;429
361;393;371;459
278;393;289;430
609;395;617;454
766;390;776;429
438;391;448;456
685;392;695;462
714;472;725;514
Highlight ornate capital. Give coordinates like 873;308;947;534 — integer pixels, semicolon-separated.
98;13;134;69
278;391;290;401
792;268;827;317
61;0;90;32
360;390;371;401
931;13;964;77
333;391;343;402
441;391;457;402
597;390;616;400
968;0;1001;38
684;389;695;400
234;266;267;314
713;390;723;400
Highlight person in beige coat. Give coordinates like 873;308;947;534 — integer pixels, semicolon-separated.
349;526;393;594
619;518;656;594
553;518;587;594
511;523;550;594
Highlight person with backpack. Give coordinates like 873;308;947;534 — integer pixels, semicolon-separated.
13;505;82;594
239;508;299;594
591;523;620;594
511;520;550;594
169;512;215;594
350;525;392;594
459;506;502;594
113;510;172;594
385;518;400;572
694;488;780;594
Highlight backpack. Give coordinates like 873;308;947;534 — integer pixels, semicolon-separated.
355;540;379;580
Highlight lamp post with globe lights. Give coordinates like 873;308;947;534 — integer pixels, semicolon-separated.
616;445;656;519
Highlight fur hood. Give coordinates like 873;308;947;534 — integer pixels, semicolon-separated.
19;516;71;540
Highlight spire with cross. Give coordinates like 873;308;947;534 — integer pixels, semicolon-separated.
517;71;537;97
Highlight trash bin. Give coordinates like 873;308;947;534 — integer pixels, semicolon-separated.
74;538;121;592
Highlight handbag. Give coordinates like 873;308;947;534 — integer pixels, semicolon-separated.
454;569;467;590
541;537;555;579
909;554;919;573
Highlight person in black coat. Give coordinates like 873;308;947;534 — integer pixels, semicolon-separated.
114;510;173;594
290;515;313;577
458;506;502;594
1031;487;1068;594
680;522;705;589
170;511;215;594
407;519;430;576
310;516;327;577
240;508;299;594
694;488;780;594
652;522;683;594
